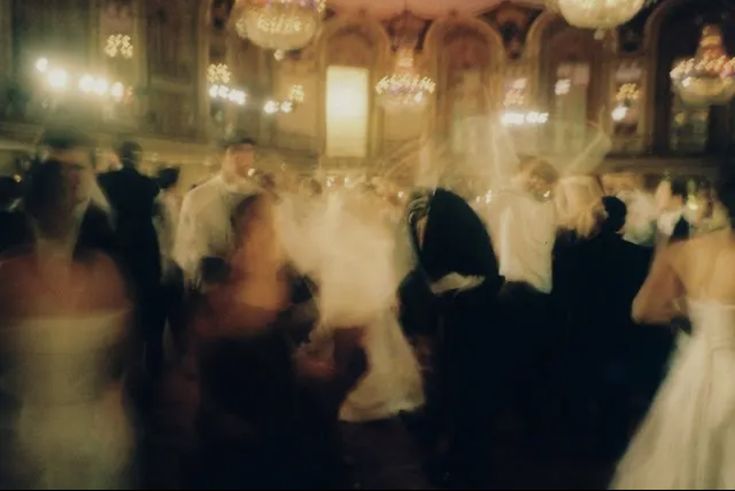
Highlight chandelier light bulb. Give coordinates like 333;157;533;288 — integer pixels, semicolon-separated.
110;82;125;100
47;69;69;91
79;74;95;93
264;100;280;114
35;57;49;73
611;105;629;122
376;48;435;111
280;100;294;113
93;77;109;96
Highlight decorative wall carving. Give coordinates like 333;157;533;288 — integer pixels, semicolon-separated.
147;0;196;81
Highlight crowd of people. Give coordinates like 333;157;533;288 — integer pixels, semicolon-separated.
1;124;735;489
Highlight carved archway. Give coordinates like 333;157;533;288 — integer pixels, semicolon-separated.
316;15;391;158
424;15;504;142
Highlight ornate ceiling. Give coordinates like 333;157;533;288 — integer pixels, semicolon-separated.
326;0;546;19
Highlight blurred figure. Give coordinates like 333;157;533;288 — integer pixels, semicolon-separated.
656;177;691;244
555;175;605;244
0;175;25;253
613;178;735;489
186;194;366;488
618;187;658;247
0;128;117;258
174;136;260;285
0;161;133;488
557;197;669;458
690;180;730;236
154;166;182;278
99;141;163;375
490;157;560;294
401;188;504;488
38;127;112;218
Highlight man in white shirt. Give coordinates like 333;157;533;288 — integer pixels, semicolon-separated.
488;157;559;294
174;137;260;284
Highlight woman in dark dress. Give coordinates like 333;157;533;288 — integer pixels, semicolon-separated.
183;194;367;489
400;188;505;488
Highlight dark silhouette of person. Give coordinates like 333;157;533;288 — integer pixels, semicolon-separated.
99;141;163;374
559;197;673;458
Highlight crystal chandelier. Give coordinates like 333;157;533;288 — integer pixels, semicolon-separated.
376;48;436;111
236;0;325;51
551;0;645;30
671;25;735;107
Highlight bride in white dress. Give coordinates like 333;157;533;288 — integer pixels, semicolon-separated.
613;193;735;489
0;160;133;489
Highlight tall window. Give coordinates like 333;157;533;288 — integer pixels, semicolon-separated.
326;66;369;158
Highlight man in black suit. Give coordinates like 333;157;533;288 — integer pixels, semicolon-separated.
561;197;673;457
99;140;163;374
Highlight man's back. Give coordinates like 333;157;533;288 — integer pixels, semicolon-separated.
99;167;158;221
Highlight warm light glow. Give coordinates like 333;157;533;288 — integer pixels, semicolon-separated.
93;77;109;96
375;48;435;111
110;82;125;100
501;111;549;127
47;69;69;90
79;74;95;93
289;84;305;103
504;78;528;108
35;57;49;73
207;63;232;84
280;100;294;113
611;105;629;122
327;66;368;158
105;34;133;59
555;79;572;96
264;100;280;114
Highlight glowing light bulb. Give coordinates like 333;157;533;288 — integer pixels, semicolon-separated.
264;100;279;114
611;105;629;122
93;77;109;95
35;57;49;73
110;82;125;100
209;85;220;98
47;69;69;90
280;100;294;113
78;74;95;93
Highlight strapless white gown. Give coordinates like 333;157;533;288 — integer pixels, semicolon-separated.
613;300;735;489
0;311;133;489
339;311;425;423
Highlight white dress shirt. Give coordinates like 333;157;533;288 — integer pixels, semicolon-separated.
173;174;258;282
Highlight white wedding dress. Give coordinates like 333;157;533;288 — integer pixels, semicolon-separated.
0;311;133;489
613;299;735;489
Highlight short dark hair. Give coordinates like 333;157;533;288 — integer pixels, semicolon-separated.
670;177;688;199
156;166;181;190
38;127;93;151
601;196;627;234
116;140;142;168
220;135;257;151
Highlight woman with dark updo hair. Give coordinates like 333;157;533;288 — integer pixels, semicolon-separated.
613;176;735;488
